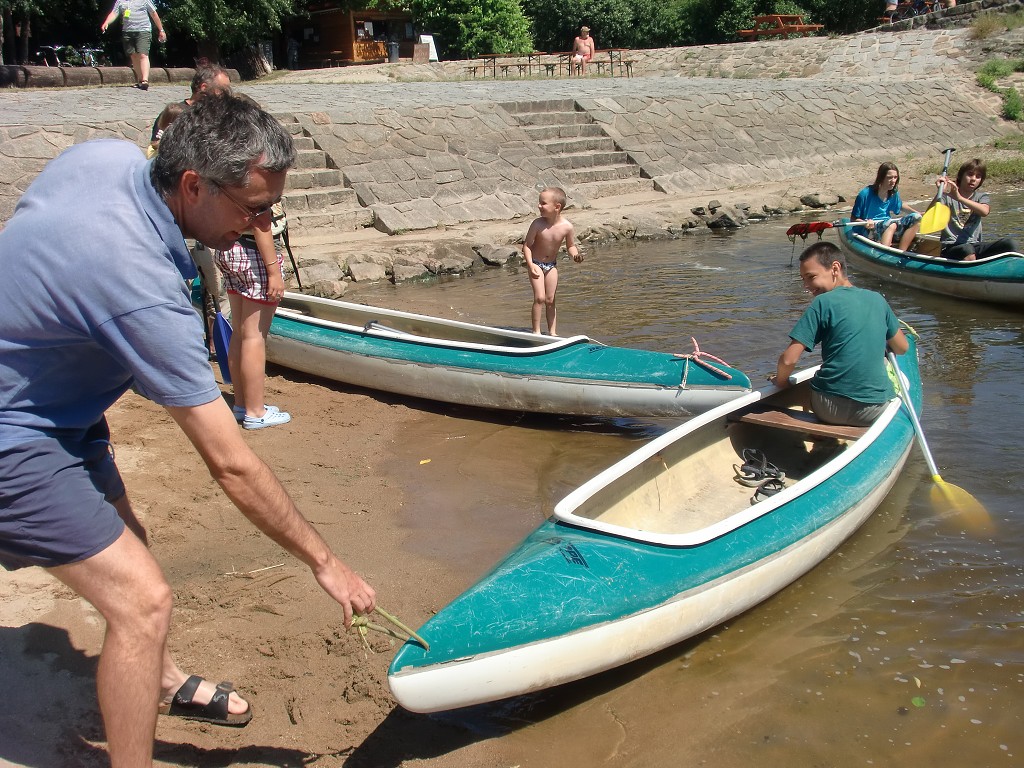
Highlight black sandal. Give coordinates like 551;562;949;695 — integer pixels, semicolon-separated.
159;675;253;727
750;477;787;505
733;448;786;487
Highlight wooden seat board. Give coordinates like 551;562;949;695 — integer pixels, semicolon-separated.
728;406;868;440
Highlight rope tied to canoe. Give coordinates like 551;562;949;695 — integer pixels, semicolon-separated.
674;337;734;387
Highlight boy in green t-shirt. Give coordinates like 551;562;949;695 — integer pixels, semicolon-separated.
770;241;909;427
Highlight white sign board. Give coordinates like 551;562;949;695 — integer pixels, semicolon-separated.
418;34;438;62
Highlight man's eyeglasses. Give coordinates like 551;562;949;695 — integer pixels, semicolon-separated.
211;181;276;225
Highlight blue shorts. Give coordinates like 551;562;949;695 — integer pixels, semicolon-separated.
0;420;126;571
870;213;921;244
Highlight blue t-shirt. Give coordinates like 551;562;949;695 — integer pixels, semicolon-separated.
851;186;903;238
0;139;221;447
789;286;900;405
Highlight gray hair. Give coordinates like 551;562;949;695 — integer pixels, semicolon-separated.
151;95;296;195
191;62;230;96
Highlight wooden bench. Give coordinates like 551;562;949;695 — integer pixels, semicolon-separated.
739;14;824;40
728;405;868;441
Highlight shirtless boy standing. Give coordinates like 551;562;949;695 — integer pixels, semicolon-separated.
523;187;583;335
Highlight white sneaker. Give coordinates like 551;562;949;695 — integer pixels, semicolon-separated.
233;404;279;422
242;409;291;430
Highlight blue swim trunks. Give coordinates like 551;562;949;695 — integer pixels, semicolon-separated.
0;419;126;570
535;261;556;273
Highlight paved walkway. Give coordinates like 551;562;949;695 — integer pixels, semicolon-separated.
0;72;908;126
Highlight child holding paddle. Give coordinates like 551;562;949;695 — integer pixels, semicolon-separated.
771;241;909;428
937;158;1019;261
851;162;921;251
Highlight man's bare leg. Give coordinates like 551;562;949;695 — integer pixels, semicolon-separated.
49;527;172;768
109;494;250;716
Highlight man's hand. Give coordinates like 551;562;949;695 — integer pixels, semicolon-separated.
313;557;377;627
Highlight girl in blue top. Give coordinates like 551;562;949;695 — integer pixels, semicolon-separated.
851;162;921;252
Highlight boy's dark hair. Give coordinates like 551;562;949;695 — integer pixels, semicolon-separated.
870;162;899;194
800;241;846;272
544;186;567;209
956;158;987;188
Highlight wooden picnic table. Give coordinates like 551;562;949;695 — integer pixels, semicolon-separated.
604;49;633;77
476;53;500;78
738;14;823;40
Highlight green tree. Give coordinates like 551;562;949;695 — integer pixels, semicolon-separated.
162;0;296;70
2;0;106;64
521;0;681;52
408;0;533;59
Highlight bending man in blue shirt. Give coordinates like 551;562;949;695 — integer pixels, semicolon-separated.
0;96;376;766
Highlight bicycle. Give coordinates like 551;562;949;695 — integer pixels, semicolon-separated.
34;43;112;68
71;46;111;67
888;0;934;22
34;44;65;67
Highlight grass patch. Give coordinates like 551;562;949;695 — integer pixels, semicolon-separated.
994;133;1024;151
1004;10;1024;30
1005;87;1024;121
986;157;1024;184
970;15;1006;40
969;10;1024;40
976;59;1024;121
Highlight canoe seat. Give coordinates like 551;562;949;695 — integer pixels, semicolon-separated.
729;406;868;440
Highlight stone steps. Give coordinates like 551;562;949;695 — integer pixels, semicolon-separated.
274;113;375;234
555;150;631;169
514;110;594;126
573;177;656;199
536;136;618;153
564;163;642;184
507;101;656;200
522;123;606;141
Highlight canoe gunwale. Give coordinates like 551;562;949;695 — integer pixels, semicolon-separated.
275;304;596;358
844;231;1024;271
553;384;903;547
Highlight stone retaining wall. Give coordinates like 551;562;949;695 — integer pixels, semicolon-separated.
579;80;1001;196
0;26;1017;228
0;65;208;89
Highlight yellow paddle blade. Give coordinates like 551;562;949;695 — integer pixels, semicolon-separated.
929;475;993;534
919;201;951;235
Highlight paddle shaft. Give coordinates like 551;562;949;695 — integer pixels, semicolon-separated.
919;148;957;234
888;352;942;479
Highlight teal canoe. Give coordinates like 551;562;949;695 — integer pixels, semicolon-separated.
266;292;751;417
837;224;1024;308
387;337;921;712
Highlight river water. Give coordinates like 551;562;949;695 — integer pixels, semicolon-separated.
354;195;1024;767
